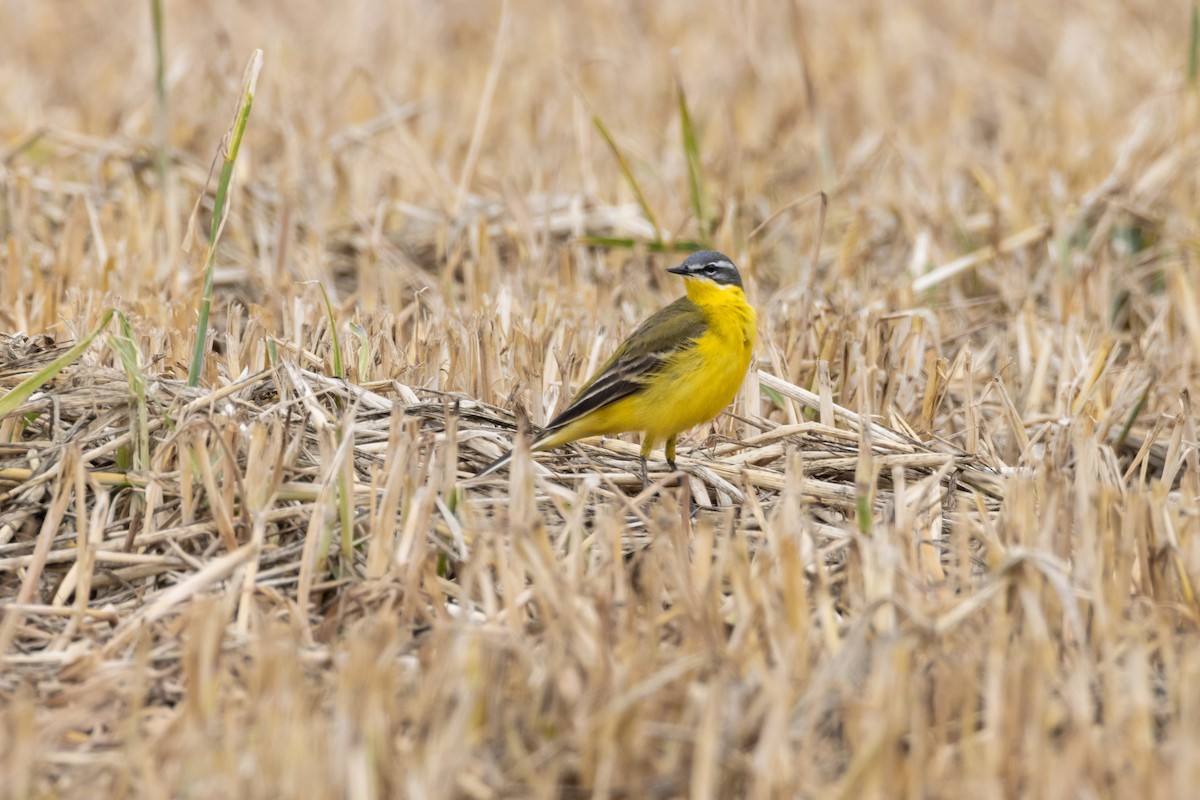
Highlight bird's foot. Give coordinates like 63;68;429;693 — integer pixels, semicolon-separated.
663;460;686;488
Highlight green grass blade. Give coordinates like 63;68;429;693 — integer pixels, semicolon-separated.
350;322;370;381
579;235;707;253
109;312;151;471
1115;380;1152;450
0;310;115;418
318;283;345;380
761;384;786;408
855;492;874;535
674;65;712;246
591;113;663;244
149;0;168;188
187;49;263;387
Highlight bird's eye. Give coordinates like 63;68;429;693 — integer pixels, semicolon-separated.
703;265;716;274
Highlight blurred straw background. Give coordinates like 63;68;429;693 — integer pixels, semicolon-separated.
3;1;1200;797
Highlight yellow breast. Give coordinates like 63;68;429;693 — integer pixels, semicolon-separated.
639;278;756;442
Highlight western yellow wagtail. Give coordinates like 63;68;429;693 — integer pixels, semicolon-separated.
475;250;756;480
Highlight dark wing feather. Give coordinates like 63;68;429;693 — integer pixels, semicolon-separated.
540;296;707;435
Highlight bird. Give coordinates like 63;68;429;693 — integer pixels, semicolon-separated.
474;250;757;482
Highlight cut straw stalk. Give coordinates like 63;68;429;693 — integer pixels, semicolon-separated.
912;223;1050;292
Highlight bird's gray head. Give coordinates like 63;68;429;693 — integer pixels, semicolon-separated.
666;250;742;288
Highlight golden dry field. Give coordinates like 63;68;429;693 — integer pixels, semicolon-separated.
3;1;1200;797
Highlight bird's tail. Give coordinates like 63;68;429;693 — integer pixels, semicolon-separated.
473;448;515;479
472;425;555;479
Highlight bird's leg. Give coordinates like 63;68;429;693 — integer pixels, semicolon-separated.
663;435;688;490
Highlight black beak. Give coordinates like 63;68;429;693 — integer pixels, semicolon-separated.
666;265;689;275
